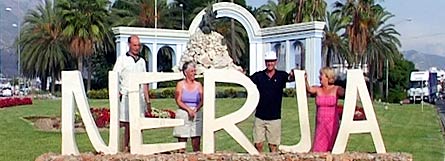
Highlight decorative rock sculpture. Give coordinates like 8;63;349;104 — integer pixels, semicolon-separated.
174;5;242;74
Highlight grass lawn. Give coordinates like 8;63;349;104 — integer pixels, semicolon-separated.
0;98;444;160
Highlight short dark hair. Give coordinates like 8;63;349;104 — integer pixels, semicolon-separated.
127;36;132;43
127;35;138;43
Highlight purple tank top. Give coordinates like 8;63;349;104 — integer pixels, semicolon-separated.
181;83;200;109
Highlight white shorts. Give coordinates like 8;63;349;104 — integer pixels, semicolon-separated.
119;94;146;122
173;109;203;138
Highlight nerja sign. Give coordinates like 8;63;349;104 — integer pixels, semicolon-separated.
61;69;385;155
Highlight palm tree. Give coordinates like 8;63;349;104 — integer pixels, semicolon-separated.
19;0;72;93
366;10;401;98
322;11;348;67
334;0;381;68
214;18;248;65
294;0;327;23
255;0;295;27
111;0;170;28
58;0;110;91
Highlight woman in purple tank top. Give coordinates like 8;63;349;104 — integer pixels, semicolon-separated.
305;67;345;152
173;62;203;153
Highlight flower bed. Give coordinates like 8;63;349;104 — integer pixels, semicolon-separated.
145;108;176;118
90;108;110;128
36;152;413;161
86;107;176;128
0;97;33;108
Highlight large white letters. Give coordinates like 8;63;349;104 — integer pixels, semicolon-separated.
332;69;386;154
202;69;260;154
61;71;120;155
127;72;185;155
279;70;311;153
61;69;386;155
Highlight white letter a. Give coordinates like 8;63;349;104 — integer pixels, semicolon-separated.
332;69;386;154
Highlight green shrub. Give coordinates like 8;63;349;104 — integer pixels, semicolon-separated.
53;91;62;97
86;86;303;99
224;88;237;98
388;88;406;103
88;89;109;99
158;80;179;88
160;88;175;98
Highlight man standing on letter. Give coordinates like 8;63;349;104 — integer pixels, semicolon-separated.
250;51;294;153
113;35;151;152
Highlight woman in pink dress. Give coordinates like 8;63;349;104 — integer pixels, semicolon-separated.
305;67;344;152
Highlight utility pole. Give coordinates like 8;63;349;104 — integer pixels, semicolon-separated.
180;3;184;30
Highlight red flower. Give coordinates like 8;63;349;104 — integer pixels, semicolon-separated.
337;104;367;120
0;97;32;108
90;107;111;128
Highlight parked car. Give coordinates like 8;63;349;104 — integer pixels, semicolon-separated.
2;87;12;97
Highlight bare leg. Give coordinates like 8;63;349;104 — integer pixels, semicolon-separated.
191;136;201;152
178;138;187;153
254;142;263;153
120;122;130;153
269;143;278;153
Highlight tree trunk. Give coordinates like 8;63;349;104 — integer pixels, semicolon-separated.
326;48;332;67
77;56;83;72
368;60;375;101
41;76;47;91
77;56;84;92
322;46;327;67
87;56;92;92
51;72;56;94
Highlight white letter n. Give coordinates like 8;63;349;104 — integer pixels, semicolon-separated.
61;71;120;155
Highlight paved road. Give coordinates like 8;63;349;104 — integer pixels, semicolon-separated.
436;100;445;132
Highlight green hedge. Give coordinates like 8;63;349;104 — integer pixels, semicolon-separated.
87;87;298;99
388;88;407;103
87;89;109;99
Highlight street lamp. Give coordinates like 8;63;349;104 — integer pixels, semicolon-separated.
5;4;21;77
12;23;20;77
179;3;184;30
385;18;413;103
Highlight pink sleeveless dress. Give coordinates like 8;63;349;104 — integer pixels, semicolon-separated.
312;95;339;152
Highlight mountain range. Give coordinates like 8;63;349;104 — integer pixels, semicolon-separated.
402;50;445;70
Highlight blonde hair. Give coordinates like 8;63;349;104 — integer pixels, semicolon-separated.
320;67;336;84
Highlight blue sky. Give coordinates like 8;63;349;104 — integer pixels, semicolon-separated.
141;0;445;56
246;0;445;56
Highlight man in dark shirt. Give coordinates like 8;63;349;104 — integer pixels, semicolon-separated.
250;51;294;153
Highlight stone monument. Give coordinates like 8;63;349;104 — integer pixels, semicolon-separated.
175;5;242;74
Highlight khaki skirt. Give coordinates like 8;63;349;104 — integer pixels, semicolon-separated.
173;109;203;138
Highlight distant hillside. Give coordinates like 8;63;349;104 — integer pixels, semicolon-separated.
402;50;445;70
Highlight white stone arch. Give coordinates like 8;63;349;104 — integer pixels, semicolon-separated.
189;2;263;75
189;2;261;42
156;45;176;72
293;40;305;70
141;44;153;72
